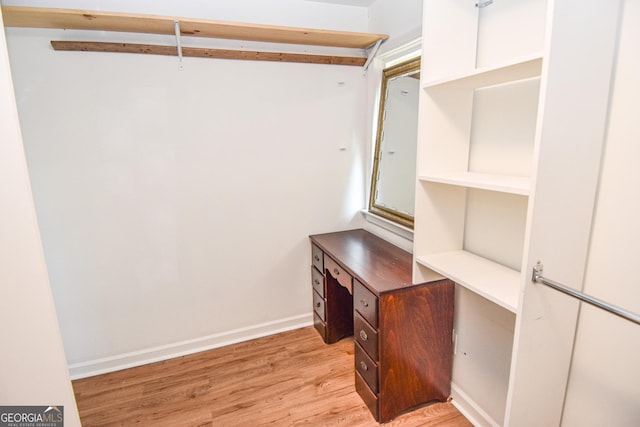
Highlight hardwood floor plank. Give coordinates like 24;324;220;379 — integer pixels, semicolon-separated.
73;326;471;426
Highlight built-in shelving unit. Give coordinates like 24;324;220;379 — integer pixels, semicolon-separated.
415;1;621;426
414;1;547;425
0;6;388;66
414;51;541;309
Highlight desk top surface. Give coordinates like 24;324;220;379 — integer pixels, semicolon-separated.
309;229;415;295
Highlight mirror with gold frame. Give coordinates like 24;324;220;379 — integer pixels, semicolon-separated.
369;57;420;229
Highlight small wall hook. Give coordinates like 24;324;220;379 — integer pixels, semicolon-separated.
476;0;494;8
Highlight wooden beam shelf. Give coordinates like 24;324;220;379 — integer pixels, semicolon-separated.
1;6;388;50
50;40;367;66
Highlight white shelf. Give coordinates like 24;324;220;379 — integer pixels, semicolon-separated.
418;172;530;195
416;250;520;313
1;6;388;66
2;6;387;49
423;54;543;90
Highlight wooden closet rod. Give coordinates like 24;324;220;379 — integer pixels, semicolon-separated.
50;40;367;66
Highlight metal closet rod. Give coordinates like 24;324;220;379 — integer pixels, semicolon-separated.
532;262;640;326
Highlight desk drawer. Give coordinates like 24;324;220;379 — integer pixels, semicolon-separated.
313;313;327;342
324;255;353;293
355;312;378;361
354;279;378;327
311;267;324;297
355;342;378;393
355;371;379;421
312;290;325;321
311;244;324;272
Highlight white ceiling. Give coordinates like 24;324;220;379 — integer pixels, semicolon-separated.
305;0;376;7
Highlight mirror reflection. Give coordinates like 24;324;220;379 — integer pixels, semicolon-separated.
369;58;420;228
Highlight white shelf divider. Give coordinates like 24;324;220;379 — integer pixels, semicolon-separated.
423;54;543;90
418;172;530;196
416;250;520;312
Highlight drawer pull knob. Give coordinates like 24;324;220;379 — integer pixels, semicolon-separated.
360;299;369;308
359;361;368;371
333;268;340;275
314;255;320;262
314;279;320;285
316;302;321;308
359;330;368;341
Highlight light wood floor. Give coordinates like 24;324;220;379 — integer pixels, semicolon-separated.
73;326;472;426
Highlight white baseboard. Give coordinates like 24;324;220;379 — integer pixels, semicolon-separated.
68;313;313;379
450;383;501;427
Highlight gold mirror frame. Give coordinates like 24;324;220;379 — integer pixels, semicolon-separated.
369;57;420;229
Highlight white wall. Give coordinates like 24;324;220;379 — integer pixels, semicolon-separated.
562;1;640;425
369;0;423;52
5;0;370;376
0;0;369;30
0;12;80;425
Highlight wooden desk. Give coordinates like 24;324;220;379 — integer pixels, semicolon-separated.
309;229;454;422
